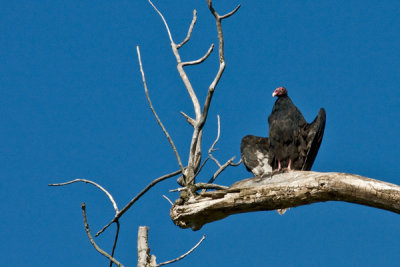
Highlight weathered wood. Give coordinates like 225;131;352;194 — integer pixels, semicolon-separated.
170;171;400;230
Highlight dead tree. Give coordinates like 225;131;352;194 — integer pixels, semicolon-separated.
49;0;400;266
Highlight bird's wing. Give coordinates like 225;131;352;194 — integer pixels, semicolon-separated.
241;135;272;176
301;108;326;170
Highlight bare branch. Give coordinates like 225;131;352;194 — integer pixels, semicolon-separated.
208;115;222;167
109;221;120;267
96;169;182;236
195;157;209;177
170;183;228;192
229;158;242;166
81;203;123;267
208;156;236;184
148;0;201;121
220;4;241;19
185;3;239;182
197;1;240;130
137;45;185;174
162;194;174;206
49;179;119;213
182;44;215;66
180;111;196;126
194;183;228;190
171;171;400;230
147;0;175;44
177;10;197;49
137;226;155;267
157;235;206;266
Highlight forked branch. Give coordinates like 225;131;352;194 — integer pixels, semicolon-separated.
146;0;240;187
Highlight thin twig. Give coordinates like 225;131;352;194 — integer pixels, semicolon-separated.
208;115;222;167
109;221;120;267
177;10;197;49
137;45;185;174
182;44;214;66
81;203;123;267
208;156;236;184
180;111;196;126
220;4;241;19
195;157;209;177
157;235;206;266
49;179;119;213
230;158;242;166
96;169;182;237
162;195;174;206
147;0;175;45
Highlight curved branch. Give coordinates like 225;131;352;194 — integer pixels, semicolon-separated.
182;44;214;66
220;4;241;19
49;179;119;213
170;171;400;230
157;235;206;266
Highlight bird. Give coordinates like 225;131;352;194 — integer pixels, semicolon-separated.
241;86;326;177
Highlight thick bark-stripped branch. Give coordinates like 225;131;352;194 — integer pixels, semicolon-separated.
137;226;156;267
170;171;400;230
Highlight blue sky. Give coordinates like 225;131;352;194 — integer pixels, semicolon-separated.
1;1;400;266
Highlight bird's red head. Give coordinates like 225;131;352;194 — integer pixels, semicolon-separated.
272;87;288;97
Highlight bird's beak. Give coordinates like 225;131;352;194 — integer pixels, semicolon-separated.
272;92;277;97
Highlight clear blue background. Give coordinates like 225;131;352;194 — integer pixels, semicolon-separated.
1;1;400;266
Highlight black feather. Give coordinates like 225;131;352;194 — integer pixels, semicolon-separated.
241;88;326;176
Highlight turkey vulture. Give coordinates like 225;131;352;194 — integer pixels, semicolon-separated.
241;87;326;176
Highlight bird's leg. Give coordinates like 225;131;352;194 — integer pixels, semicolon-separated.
287;159;292;171
268;160;286;178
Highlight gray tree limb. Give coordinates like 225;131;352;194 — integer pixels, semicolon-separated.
137;226;156;267
170;171;400;230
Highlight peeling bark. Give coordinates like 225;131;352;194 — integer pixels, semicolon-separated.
170;171;400;230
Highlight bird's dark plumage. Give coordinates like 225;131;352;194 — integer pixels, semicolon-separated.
241;87;326;176
240;135;271;176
